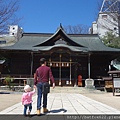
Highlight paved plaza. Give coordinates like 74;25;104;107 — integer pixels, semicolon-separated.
0;87;120;115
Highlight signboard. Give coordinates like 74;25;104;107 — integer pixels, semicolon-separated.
107;71;120;96
113;78;120;88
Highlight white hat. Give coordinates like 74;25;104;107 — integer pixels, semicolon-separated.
24;85;31;92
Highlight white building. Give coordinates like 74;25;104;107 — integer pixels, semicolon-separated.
9;25;23;40
89;21;98;34
0;25;23;47
90;0;120;38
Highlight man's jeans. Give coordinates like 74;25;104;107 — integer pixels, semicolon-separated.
24;103;32;115
36;82;48;110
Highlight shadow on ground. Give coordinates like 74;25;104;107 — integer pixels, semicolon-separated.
49;108;67;113
0;92;10;94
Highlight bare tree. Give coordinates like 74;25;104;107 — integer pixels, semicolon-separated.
63;24;89;34
0;0;20;33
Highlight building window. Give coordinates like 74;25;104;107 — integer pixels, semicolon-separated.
12;33;14;35
0;40;6;44
113;17;116;21
114;27;117;30
102;15;107;19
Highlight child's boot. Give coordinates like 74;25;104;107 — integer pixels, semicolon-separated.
28;110;30;116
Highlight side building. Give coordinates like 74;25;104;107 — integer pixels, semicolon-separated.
0;25;23;47
89;0;120;37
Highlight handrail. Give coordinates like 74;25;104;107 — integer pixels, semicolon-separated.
1;74;33;78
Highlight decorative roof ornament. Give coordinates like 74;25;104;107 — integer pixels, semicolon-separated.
55;38;67;45
56;23;64;32
60;23;64;30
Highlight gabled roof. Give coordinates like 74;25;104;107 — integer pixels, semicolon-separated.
34;26;84;47
1;26;120;53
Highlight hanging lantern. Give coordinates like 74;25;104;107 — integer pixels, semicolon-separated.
56;63;58;67
50;63;52;66
67;63;69;67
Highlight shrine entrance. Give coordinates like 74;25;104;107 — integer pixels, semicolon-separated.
47;51;80;86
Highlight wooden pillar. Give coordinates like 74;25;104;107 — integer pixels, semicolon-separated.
19;80;21;85
88;53;91;79
70;58;72;85
30;52;33;76
24;80;26;86
59;54;62;86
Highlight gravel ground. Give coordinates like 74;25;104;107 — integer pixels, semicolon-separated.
0;91;22;111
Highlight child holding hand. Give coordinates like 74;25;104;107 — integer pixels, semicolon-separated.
21;85;36;116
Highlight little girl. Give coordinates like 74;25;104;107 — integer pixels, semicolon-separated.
21;85;36;116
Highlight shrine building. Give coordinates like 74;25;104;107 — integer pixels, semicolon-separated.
0;25;120;86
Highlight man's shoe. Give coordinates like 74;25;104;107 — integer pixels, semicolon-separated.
43;108;48;113
37;110;41;115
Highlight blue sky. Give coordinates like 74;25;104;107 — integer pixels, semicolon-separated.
17;0;99;33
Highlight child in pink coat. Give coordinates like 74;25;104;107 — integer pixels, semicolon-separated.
21;85;36;116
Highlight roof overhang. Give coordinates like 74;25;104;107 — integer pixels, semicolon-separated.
33;44;88;53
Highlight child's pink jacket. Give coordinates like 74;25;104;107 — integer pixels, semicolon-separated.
21;89;35;105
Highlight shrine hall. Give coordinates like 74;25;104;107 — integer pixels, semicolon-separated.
0;25;120;86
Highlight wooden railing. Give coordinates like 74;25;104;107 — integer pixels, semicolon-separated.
1;74;33;78
0;74;34;86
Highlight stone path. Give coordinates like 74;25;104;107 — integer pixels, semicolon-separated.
0;93;120;115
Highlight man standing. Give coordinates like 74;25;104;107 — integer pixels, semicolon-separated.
34;58;55;115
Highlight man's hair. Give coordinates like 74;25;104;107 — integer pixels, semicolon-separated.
40;58;46;64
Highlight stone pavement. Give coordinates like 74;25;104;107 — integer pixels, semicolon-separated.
0;87;120;115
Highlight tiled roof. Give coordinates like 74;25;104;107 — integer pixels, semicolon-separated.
1;27;120;53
